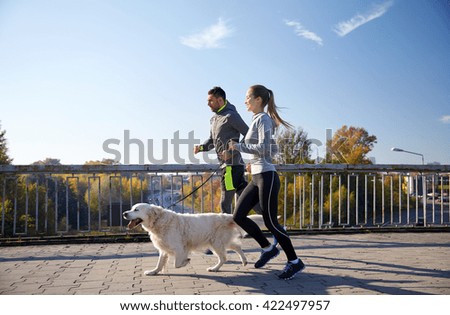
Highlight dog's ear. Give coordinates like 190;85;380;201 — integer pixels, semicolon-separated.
150;205;164;216
142;204;159;227
146;204;167;227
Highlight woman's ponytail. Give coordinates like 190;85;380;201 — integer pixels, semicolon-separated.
250;85;293;130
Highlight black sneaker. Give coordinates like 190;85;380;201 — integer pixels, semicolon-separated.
254;246;280;268
278;259;305;280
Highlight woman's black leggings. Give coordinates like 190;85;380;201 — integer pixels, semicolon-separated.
233;171;298;261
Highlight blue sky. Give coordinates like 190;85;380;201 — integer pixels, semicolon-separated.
0;0;449;165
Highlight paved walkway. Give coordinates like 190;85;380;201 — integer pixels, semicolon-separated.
0;232;449;295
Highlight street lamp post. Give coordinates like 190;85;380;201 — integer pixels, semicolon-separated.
391;147;425;164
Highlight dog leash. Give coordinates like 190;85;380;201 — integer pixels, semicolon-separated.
168;163;224;209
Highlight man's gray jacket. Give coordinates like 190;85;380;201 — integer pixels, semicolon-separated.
199;101;248;166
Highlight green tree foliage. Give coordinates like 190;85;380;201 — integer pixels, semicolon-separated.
0;124;17;235
0;123;12;165
32;158;61;165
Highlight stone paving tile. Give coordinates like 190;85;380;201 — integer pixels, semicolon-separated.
41;286;78;295
1;232;449;295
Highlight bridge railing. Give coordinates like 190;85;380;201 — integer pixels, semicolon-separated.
1;164;449;237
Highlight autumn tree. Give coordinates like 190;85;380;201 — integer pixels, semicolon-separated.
275;127;313;164
318;126;378;226
84;159;117;165
327;125;377;164
272;127;313;226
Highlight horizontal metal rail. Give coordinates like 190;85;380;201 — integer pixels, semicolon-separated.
1;164;449;237
1;163;450;174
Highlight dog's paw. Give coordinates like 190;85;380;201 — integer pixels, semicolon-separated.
242;260;248;266
144;269;160;276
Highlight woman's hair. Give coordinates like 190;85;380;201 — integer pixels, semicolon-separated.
249;84;293;129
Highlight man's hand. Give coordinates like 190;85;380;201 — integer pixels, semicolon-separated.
220;150;232;161
194;145;201;154
228;140;238;151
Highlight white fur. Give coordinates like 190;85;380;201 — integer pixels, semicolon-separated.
123;203;248;275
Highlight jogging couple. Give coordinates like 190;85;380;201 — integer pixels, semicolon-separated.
194;85;305;280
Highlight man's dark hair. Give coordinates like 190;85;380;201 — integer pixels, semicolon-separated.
208;86;226;100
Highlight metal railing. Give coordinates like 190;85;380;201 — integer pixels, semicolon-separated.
1;164;449;237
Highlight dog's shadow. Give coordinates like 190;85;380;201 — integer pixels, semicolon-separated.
141;253;309;295
141;252;430;295
149;269;285;294
149;264;426;295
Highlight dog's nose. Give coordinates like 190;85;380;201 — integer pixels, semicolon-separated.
123;212;129;219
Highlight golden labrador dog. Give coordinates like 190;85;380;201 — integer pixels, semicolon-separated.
123;203;248;275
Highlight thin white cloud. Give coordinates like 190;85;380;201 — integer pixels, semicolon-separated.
285;20;323;46
180;18;233;49
334;0;394;37
440;115;450;124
